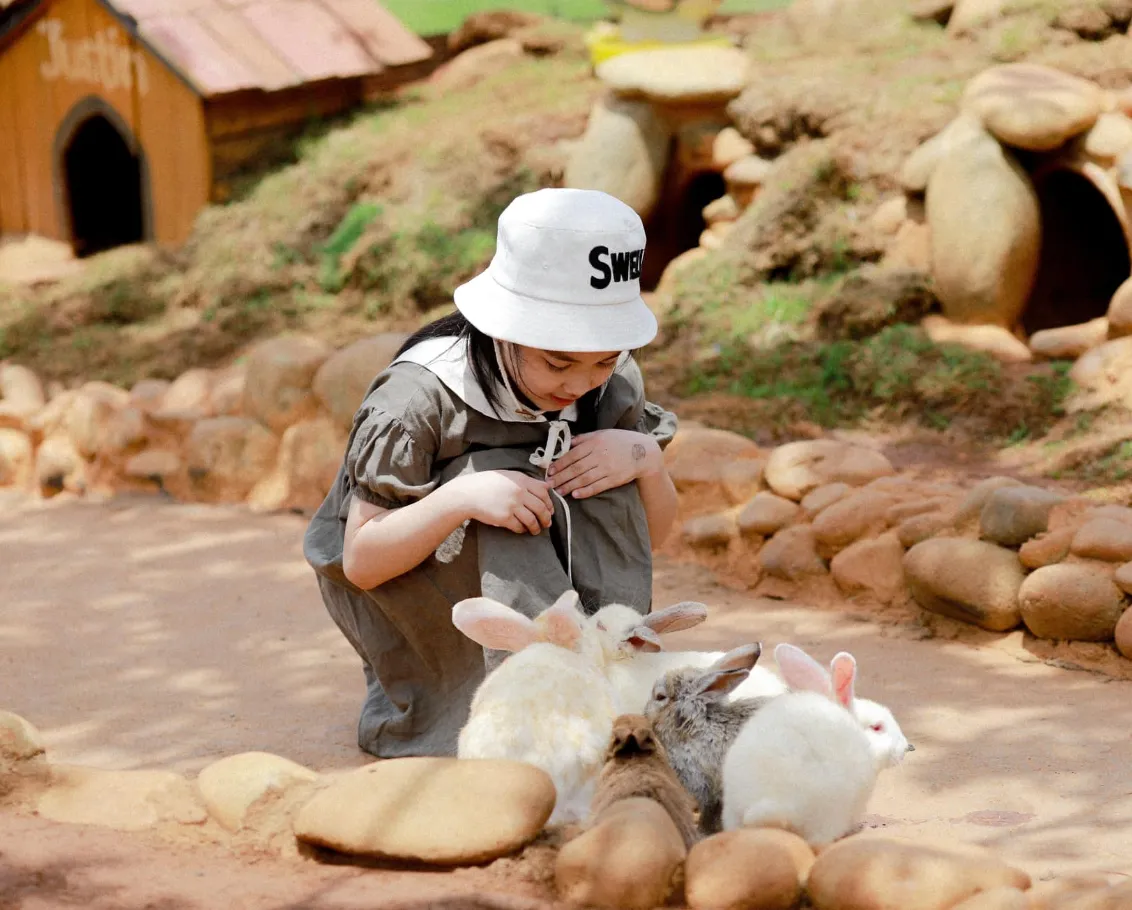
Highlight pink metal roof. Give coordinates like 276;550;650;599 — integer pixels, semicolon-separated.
108;0;433;96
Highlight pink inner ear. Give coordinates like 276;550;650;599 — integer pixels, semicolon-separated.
545;612;582;650
775;643;832;695
452;599;540;652
642;601;708;633
830;653;857;708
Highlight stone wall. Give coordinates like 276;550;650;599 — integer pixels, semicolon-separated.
665;426;1132;664
0;332;407;513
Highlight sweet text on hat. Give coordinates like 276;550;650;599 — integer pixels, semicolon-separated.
589;246;645;289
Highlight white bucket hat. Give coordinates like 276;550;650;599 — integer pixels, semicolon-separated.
453;187;659;353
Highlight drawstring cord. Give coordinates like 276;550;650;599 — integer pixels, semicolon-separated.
530;419;573;584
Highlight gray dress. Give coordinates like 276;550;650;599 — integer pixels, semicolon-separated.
303;350;678;759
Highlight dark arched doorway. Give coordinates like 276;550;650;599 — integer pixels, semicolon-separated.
54;98;150;258
1021;167;1131;335
641;169;727;290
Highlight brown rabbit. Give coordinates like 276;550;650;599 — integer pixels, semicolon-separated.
586;713;701;849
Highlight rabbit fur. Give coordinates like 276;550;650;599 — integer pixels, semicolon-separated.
452;589;620;825
643;643;769;836
720;645;881;847
772;643;913;768
588;713;701;850
590;601;788;715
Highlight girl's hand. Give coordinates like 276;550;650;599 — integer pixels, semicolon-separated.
450;470;554;535
547;430;662;499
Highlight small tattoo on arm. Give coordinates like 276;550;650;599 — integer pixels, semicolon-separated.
632;443;647;462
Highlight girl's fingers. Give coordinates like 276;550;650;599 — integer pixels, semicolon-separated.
548;442;592;475
570;477;615;500
523;477;555;511
514;505;542;535
523;490;554;528
549;454;596;486
554;465;603;496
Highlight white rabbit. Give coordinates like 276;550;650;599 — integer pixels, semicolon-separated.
720;645;880;848
588;601;788;715
772;643;913;769
452;589;618;826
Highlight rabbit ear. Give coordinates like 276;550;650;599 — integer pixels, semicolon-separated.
830;651;857;709
541;589;585;650
625;625;664;652
452;598;540;652
640;601;708;633
696;643;762;697
774;643;832;695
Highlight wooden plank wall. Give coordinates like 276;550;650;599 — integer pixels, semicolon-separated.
0;0;210;245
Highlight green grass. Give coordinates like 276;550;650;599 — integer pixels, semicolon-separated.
675;324;1073;439
383;0;790;34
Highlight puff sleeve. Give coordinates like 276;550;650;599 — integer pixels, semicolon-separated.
602;357;679;450
343;406;438;511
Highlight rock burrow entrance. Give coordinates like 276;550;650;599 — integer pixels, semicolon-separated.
1021;167;1132;335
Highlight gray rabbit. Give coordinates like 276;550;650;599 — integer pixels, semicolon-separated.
643;643;769;835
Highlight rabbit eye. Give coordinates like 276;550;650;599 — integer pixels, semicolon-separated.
870;723;884;733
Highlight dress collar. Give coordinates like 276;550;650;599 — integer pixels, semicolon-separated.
392;335;594;423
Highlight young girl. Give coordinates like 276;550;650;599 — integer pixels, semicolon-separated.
304;187;680;759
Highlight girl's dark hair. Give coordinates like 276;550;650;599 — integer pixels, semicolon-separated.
395;310;627;427
396;311;506;414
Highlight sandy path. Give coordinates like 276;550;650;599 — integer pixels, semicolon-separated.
2;494;1131;907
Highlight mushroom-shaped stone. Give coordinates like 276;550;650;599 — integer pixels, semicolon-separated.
596;45;751;105
962;64;1105;152
565;94;670;221
899;113;987;194
924;124;1040;329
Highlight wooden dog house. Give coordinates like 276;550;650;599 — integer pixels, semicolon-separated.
0;0;432;256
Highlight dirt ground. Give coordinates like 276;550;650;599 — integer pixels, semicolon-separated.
2;492;1132;909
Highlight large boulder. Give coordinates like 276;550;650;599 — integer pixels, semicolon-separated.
685;828;814;910
242;335;331;434
765;441;895;502
807;835;1031;910
664;427;765;508
293;757;555;865
311;333;407;431
1019;564;1126;641
247;417;344;514
925;124;1041;328
184;417;279;502
0;429;33;488
903;538;1025;631
978;485;1065;547
196;751;319;833
565;94;671;221
555;797;686;910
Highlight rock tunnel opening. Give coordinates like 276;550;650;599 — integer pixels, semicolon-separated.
1021;168;1131;336
641;169;727;291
